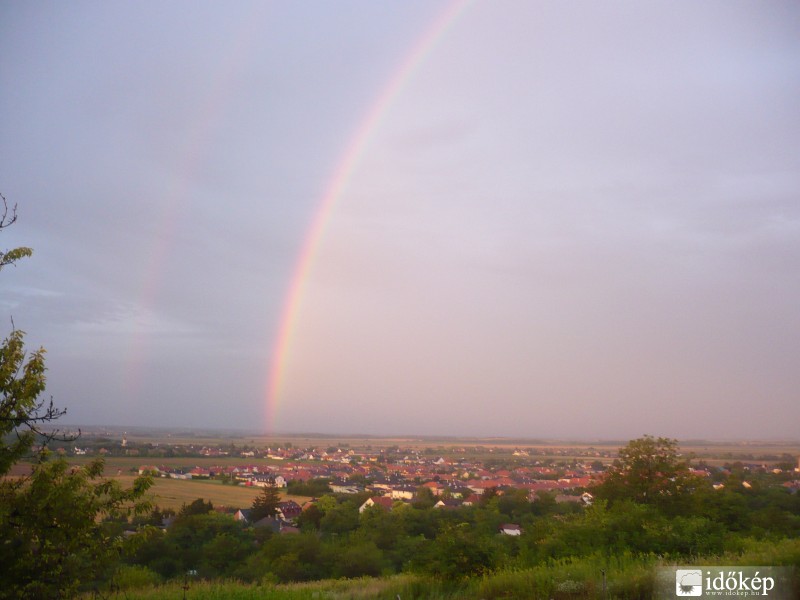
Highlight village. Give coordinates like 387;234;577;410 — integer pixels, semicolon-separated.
118;438;800;534
135;446;599;503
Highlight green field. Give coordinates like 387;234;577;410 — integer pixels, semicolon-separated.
89;538;800;599
109;475;309;512
97;429;800;466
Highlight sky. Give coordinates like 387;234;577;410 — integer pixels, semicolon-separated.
1;1;799;441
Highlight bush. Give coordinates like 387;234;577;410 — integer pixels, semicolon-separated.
114;565;161;590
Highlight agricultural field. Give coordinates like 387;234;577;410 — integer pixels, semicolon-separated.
68;425;800;465
110;475;309;512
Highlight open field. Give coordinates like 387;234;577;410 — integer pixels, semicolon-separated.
67;425;800;462
110;475;310;512
63;455;296;476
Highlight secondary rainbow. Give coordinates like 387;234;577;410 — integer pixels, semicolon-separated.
125;9;264;395
265;0;471;431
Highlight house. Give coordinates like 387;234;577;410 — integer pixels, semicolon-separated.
500;523;522;536
390;485;417;500
422;481;445;496
253;516;299;534
359;496;394;513
782;481;800;494
234;509;251;522
330;482;362;494
276;500;302;521
462;493;482;506
238;473;284;488
555;495;583;504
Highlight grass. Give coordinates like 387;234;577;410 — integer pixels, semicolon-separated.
89;575;457;600
108;475;310;512
84;539;800;600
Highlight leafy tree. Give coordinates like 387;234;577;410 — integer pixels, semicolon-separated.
250;485;281;521
419;523;499;580
0;459;152;598
0;197;152;598
497;487;531;520
335;540;385;578
0;196;64;475
0;196;33;271
358;502;401;550
593;435;698;511
255;533;329;582
347;473;371;486
178;497;213;518
287;477;331;496
413;485;436;509
480;486;500;506
319;498;360;536
297;503;323;531
315;494;337;514
198;532;253;578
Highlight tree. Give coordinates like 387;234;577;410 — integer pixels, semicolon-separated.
0;197;152;598
297;503;323;531
0;195;65;475
178;497;214;518
250;485;281;521
413;485;436;509
0;196;32;271
0;458;152;598
419;523;499;580
593;435;698;511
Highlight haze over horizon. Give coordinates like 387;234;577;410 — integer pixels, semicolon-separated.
2;1;799;441
53;422;800;446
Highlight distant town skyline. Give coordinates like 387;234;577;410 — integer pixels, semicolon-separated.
1;1;799;440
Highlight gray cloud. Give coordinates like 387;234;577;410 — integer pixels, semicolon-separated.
1;1;798;439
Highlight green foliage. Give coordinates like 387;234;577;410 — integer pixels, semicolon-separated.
0;199;153;598
315;493;337;513
413;485;436;509
0;457;152;599
130;511;255;580
336;540;386;578
417;523;500;580
0;194;33;272
286;477;331;496
593;435;700;512
77;538;800;599
112;565;162;590
319;497;361;536
0;329;49;475
256;533;329;582
250;485;282;521
296;503;323;530
178;497;214;517
497;487;532;521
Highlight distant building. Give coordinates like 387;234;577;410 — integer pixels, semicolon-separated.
500;523;522;536
359;496;394;513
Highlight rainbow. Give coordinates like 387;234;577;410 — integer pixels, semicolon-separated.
264;0;471;431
